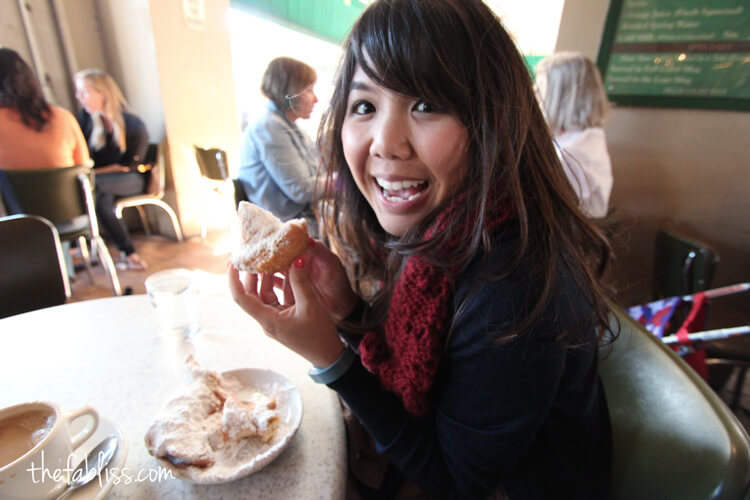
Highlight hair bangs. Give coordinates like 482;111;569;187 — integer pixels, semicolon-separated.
351;0;470;120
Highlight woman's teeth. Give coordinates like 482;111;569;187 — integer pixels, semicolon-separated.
375;177;427;202
375;178;425;190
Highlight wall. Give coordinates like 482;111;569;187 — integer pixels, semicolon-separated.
556;0;750;326
145;0;240;237
0;0;75;109
94;0;165;143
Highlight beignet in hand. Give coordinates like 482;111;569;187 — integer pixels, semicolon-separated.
231;201;308;274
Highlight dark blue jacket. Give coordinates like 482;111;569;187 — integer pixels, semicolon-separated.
333;226;612;499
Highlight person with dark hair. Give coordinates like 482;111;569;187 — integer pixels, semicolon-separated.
229;1;615;498
0;48;89;169
237;57;320;236
75;68;149;270
536;52;613;218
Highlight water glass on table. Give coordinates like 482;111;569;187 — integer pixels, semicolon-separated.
145;268;200;336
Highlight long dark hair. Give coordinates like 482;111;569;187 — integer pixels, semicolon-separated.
0;48;51;131
318;0;614;343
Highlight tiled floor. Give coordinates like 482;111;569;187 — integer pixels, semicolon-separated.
68;228;750;437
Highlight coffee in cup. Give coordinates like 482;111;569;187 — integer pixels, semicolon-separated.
0;407;56;468
0;401;99;500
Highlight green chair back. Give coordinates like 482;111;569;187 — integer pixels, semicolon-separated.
654;228;719;299
1;166;92;238
0;215;69;318
232;178;248;210
600;306;750;499
194;146;229;181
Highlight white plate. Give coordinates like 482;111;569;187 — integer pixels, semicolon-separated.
67;415;129;500
156;368;303;484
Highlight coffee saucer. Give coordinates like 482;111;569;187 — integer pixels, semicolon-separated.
66;415;129;499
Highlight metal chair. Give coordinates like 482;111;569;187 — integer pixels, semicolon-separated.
652;227;749;415
115;143;183;241
601;306;750;499
653;227;719;300
1;165;122;296
194;145;231;238
0;214;70;318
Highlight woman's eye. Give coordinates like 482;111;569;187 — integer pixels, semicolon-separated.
414;101;438;113
351;100;374;115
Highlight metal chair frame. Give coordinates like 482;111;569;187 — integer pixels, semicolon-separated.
114;143;183;242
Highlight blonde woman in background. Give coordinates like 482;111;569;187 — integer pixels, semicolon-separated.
75;69;149;270
535;52;613;218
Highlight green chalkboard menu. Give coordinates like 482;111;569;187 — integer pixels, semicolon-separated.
597;0;749;111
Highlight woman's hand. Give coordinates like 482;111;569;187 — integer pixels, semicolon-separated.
228;257;345;368
306;239;359;320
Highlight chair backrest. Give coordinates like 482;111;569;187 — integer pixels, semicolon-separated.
194;146;229;181
654;227;719;299
0;215;69;318
142;143;165;197
1;166;94;228
600;306;750;499
232;178;248;209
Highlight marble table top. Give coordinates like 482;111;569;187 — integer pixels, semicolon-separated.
0;292;347;499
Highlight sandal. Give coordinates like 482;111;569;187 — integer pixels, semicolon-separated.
124;253;148;271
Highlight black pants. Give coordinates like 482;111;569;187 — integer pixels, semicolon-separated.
94;171;145;255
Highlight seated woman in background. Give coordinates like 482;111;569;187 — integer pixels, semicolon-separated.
535;52;613;218
0;48;89;170
237;57;320;236
75;68;148;270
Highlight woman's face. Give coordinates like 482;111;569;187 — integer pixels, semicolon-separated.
341;65;471;237
75;79;105;114
288;84;317;121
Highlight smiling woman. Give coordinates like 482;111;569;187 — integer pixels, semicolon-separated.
228;1;616;498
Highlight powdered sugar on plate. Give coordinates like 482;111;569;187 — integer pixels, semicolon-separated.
153;368;303;484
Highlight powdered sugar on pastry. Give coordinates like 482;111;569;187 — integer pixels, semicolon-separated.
231;201;309;274
144;356;293;482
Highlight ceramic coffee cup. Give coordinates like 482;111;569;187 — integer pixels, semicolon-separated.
0;401;99;500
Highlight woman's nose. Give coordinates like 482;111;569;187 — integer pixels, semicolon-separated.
370;113;411;160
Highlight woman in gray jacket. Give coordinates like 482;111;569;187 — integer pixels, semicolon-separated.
238;57;320;235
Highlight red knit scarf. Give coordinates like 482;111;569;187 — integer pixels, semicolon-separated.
359;201;512;416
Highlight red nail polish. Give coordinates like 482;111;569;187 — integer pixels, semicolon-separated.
308;237;315;248
294;257;305;268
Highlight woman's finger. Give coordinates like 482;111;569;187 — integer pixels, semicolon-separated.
242;271;258;296
287;256;318;312
260;273;278;305
282;271;295;305
228;266;283;332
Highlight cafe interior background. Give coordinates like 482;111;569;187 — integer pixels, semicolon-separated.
0;0;746;338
